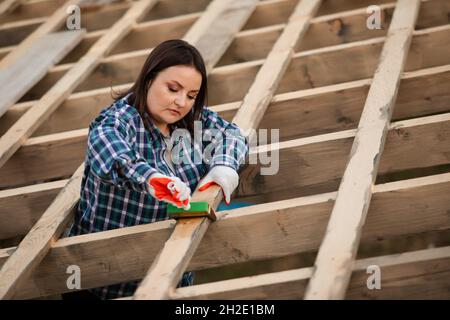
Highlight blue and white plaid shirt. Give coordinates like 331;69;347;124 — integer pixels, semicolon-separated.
68;93;248;299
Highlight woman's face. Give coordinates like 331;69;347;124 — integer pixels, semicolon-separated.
146;65;202;132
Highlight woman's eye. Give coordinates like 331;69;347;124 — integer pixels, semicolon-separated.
168;87;177;92
188;95;196;100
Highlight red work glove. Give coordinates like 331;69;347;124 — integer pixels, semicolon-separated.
147;173;191;210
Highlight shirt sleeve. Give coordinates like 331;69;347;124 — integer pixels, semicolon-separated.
87;114;158;193
201;107;249;172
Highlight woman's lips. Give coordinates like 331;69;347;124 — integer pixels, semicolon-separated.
167;109;181;116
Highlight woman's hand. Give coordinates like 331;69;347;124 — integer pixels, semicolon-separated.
198;166;239;205
147;173;191;210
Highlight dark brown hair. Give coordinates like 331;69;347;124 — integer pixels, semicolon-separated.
112;39;208;137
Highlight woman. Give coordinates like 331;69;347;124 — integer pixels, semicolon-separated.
66;39;248;299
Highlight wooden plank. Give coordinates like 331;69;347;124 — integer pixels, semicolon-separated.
1;66;449;190
0;18;46;48
2;171;450;298
231;0;321;133
241;0;297;31
0;165;84;299
0;1;131;49
0;0;160;300
0;0;257;300
183;0;257;72
0;30;85;118
21;21;450;108
1;0;296;62
304;0;421;300
109;12;200;56
0;180;67;240
22;1;297;96
1;57;447;140
0;0;20;19
2;106;450;239
0;0;159;169
170;246;450;299
0;0;83;70
142;0;210;21
0;64;448;234
317;0;392;16
133;0;259;300
0;0;66;24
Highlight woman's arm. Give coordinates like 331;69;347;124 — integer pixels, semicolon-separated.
87;115;158;193
198;107;249;204
201;107;249;171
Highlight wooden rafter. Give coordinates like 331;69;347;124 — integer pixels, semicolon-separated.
0;0;83;70
0;0;160;299
133;0;260;300
0;0;448;300
3;18;448;141
304;0;421;299
0;30;86;118
1;61;448;231
170;246;450;299
0;0;21;19
1;169;449;299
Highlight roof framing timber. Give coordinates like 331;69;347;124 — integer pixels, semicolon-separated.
0;0;161;299
304;0;421;299
6;20;449;131
1;170;449;299
2;108;450;241
0;0;449;300
134;0;322;300
0;0;83;70
11;4;450;104
1;22;449;189
133;0;262;300
171;246;450;299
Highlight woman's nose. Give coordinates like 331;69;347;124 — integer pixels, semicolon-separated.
174;94;186;108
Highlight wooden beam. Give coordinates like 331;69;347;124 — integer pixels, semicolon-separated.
233;0;320;132
0;0;294;62
109;12;200;56
0;30;85;118
0;82;450;192
133;0;260;300
219;1;396;65
2;103;450;239
259;64;450;141
0;0;21;19
142;0;210;21
0;1;133;41
0;63;449;235
0;0;257;300
0;165;84;299
0;180;67;240
0;0;160;169
0;0;83;70
20;22;450;107
244;112;450;203
170;246;450;299
13;1;299;98
2;12;200;100
0;18;45;48
2;171;449;299
317;0;393;16
304;0;421;300
77;0;132;32
1;57;447;141
0;0;160;300
0;0;66;24
0;1;130;54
